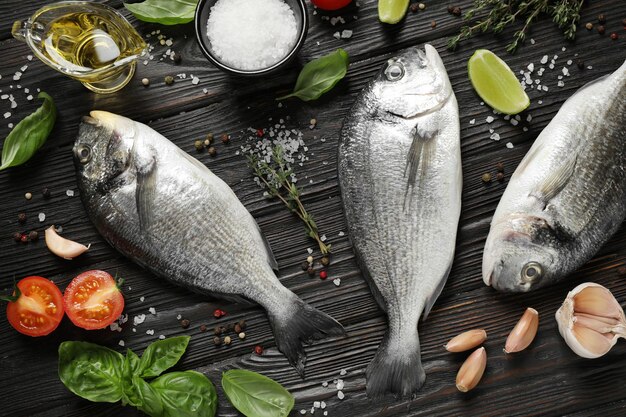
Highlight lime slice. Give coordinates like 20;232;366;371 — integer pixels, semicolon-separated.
378;0;409;24
468;49;530;115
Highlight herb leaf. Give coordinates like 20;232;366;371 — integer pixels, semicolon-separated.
58;341;124;403
124;0;198;25
0;92;56;171
151;371;218;417
137;335;190;378
131;375;164;417
221;369;294;417
277;49;349;101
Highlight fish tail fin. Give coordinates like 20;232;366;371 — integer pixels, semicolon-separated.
366;326;425;398
268;296;345;377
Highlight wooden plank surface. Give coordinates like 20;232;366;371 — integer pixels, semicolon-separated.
1;1;625;416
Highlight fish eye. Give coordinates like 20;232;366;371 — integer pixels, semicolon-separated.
77;144;92;164
521;262;542;283
385;63;404;81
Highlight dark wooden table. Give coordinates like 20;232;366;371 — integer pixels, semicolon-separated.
1;1;625;416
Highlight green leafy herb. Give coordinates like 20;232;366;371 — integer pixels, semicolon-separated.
137;336;190;378
151;371;217;417
124;0;198;25
247;146;331;254
0;278;21;302
448;0;585;53
58;341;125;403
277;49;349;101
58;337;216;417
222;369;294;417
0;92;56;171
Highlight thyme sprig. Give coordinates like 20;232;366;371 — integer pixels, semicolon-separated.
448;0;585;53
247;146;331;255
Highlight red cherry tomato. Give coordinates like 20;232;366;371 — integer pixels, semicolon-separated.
64;270;124;330
311;0;352;11
6;276;64;337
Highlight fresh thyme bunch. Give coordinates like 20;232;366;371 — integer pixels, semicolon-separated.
448;0;586;53
247;145;331;255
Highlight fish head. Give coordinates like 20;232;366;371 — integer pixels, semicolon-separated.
371;44;452;118
483;214;560;292
74;111;136;192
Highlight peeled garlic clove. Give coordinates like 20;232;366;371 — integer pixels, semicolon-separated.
445;329;487;352
555;282;626;358
456;347;487;392
45;226;90;260
504;307;539;353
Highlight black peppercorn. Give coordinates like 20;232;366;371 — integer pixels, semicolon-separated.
13;232;22;242
208;147;217;157
213;326;222;335
307;266;315;276
577;59;585;69
447;5;454;13
410;3;419;13
597;14;606;24
452;6;462;16
597;25;605;34
221;134;230;144
173;52;182;64
496;162;504;172
320;256;330;267
213;336;222;346
301;261;310;271
234;323;242;333
238;319;246;330
42;187;51;199
180;319;190;329
29;231;39;241
496;172;505;182
18;213;27;224
200;324;207;332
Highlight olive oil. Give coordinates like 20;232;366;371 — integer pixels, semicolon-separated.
13;2;146;93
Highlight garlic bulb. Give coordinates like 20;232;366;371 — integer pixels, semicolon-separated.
555;282;626;358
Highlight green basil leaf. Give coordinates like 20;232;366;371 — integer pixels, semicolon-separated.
150;371;217;417
131;375;164;417
120;349;142;406
221;369;294;417
277;49;349;101
124;0;198;25
137;336;190;378
0;92;56;171
58;341;124;403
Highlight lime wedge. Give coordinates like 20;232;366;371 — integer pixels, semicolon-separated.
468;49;530;115
378;0;409;24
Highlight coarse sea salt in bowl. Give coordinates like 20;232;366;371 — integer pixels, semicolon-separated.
195;0;308;76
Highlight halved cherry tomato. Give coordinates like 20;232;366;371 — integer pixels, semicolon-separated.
63;270;124;330
6;276;64;337
311;0;352;11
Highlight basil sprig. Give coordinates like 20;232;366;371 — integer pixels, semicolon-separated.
125;0;198;25
277;49;349;101
0;92;56;171
58;336;217;417
222;369;294;417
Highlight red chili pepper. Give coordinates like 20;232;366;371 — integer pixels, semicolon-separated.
254;345;263;355
213;309;226;318
319;270;328;280
256;128;264;137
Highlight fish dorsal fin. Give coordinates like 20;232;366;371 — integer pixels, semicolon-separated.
529;153;578;205
405;125;437;187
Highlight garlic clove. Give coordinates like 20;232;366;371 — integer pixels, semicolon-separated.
45;226;90;260
504;307;539;353
555;282;626;359
573;285;623;319
456;347;487;392
445;329;487;352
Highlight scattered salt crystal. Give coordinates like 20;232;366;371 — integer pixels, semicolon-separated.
336;380;344;390
527;63;534;72
300;410;306;415
558;80;565;87
341;30;353;39
542;85;549;91
134;314;146;325
338;231;345;237
506;142;514;149
3;112;10;118
510;119;518;126
307;248;313;254
27;55;33;61
587;65;593;70
191;76;200;85
324;412;328;416
526;114;532;122
66;189;74;197
540;55;548;64
562;67;569;76
20;65;28;72
159;335;166;340
1;94;7;99
480;101;484;106
38;213;45;222
321;401;326;409
523;127;528;132
561;46;566;52
322;381;328;387
140;296;145;302
10;101;17;109
207;0;298;70
469;119;475;125
27;95;33;101
13;72;21;81
110;322;122;332
530;38;535;44
333;278;341;286
118;340;125;347
165;39;173;46
148;307;156;315
320;234;327;242
538;100;543;104
503;115;510;121
515;115;521;121
146;329;155;335
485;116;494;123
490;132;500;141
548;63;554;70
337;391;345;400
176;314;182;320
489;128;494;134
567;59;572;65
8;123;13;128
333;31;341;39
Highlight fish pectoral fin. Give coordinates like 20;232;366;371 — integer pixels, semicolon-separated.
422;259;452;320
529;153;578;205
405;125;437;187
257;223;279;271
135;155;158;232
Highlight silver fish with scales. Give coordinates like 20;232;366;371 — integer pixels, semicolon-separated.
338;44;462;397
73;111;344;375
483;60;626;292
